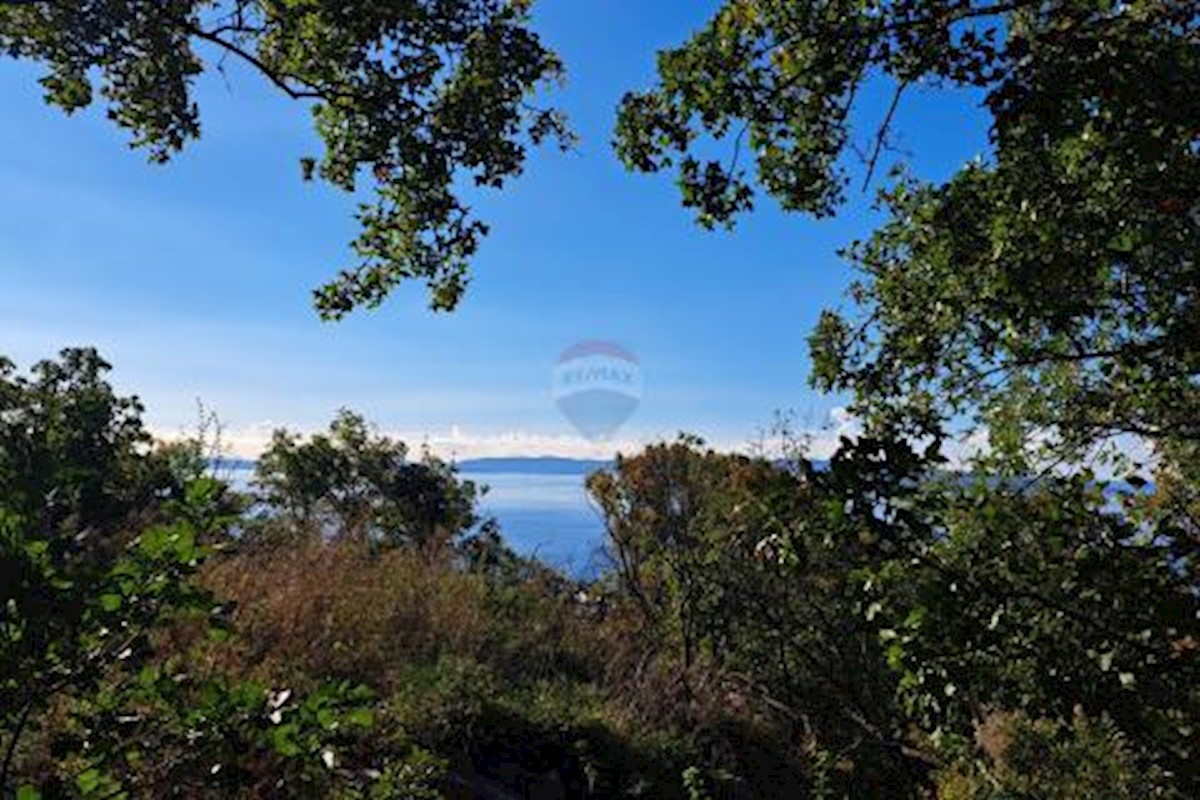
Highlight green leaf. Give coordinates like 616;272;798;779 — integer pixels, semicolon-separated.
173;526;197;562
77;768;102;795
139;526;170;558
345;707;375;729
270;724;302;757
316;707;337;730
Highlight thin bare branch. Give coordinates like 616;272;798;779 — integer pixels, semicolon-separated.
862;79;909;191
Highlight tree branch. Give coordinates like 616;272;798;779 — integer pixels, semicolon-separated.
185;24;327;102
862;79;909;191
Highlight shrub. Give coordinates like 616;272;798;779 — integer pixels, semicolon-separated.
937;710;1183;800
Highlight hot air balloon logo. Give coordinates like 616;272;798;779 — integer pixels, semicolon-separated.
552;341;641;441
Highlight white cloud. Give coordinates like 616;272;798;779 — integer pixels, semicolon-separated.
153;421;653;462
165;405;1154;475
417;426;643;461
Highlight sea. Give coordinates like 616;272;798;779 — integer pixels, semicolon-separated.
460;470;609;577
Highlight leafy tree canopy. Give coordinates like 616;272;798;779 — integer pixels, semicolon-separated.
614;0;1199;466
0;0;569;316
0;348;184;546
253;409;482;549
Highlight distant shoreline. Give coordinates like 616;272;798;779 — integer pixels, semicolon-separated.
213;455;614;477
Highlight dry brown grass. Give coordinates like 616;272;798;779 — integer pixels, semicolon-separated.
201;541;493;691
192;540;806;796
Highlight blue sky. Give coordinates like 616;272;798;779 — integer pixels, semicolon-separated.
0;1;991;459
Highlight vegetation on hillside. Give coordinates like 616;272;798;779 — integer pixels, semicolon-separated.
2;0;1198;797
2;350;1196;798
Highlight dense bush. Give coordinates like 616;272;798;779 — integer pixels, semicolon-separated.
0;353;460;799
937;711;1182;800
589;439;918;797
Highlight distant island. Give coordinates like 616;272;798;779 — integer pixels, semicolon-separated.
212;456;613;476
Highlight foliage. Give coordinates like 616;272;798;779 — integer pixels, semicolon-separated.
0;348;179;541
0;349;226;794
588;431;1200;796
5;1;1200;796
7;348;1196;798
383;655;692;800
615;0;1199;464
0;0;570;315
251;410;482;550
862;476;1199;786
0;485;225;796
589;437;922;798
937;711;1182;800
205;533;712;798
202;541;495;690
55;673;381;799
333;747;447;800
613;6;1200;792
0;352;385;799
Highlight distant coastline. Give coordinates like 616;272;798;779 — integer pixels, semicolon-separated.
213;456;613;476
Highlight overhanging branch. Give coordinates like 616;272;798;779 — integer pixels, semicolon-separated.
185;24;327;102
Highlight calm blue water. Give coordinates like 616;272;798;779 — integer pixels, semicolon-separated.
462;471;608;576
225;467;608;576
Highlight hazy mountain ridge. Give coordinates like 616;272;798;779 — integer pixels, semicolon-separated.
212;456;613;476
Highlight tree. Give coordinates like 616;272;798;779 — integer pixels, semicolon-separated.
0;348;179;541
589;438;928;798
253;409;481;550
864;474;1200;788
0;0;570;317
590;424;1200;796
614;0;1198;466
615;8;1200;788
1;485;216;796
